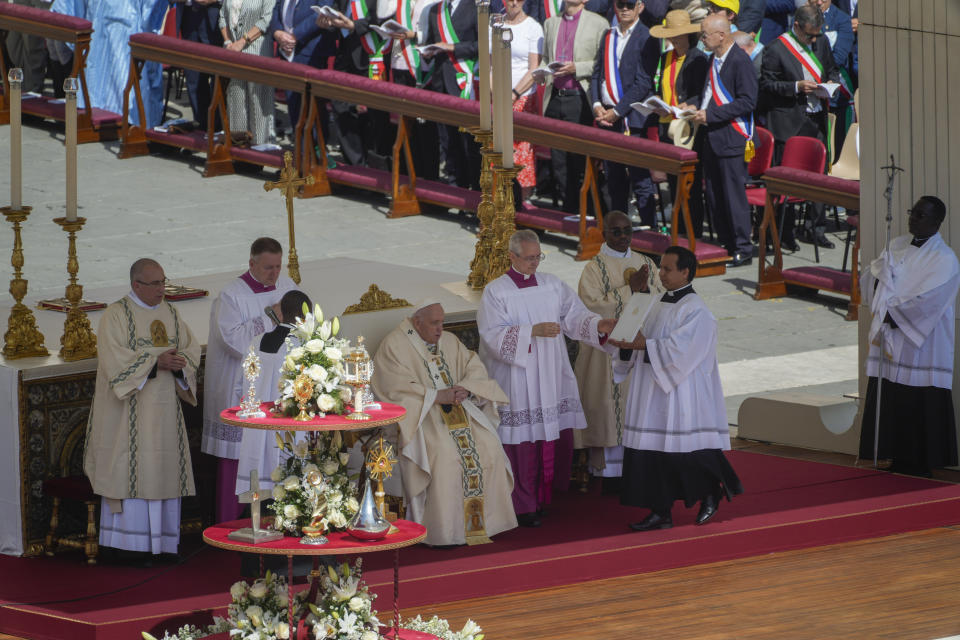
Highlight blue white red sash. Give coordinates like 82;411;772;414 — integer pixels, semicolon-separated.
710;57;753;140
602;29;623;105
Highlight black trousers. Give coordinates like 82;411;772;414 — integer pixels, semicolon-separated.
702;142;752;257
662;123;705;238
544;88;592;212
774;112;827;241
604;125;655;225
621;448;743;513
393;71;440;180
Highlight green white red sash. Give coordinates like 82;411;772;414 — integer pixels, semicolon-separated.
437;0;476;99
397;0;422;82
778;30;823;83
602;29;623;105
543;0;563;20
350;0;388;80
710;57;753;140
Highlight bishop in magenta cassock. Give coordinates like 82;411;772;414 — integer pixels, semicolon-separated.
201;238;295;522
478;230;616;527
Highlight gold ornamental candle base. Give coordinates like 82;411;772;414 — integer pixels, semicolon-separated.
53;217;97;361
465;127;500;290
484;164;522;283
2;205;49;359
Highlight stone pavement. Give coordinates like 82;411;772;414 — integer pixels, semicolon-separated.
0;117;860;425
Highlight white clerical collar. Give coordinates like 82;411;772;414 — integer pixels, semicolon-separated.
128;290;160;310
666;283;693;295
600;243;631;259
509;267;534;281
563;7;583;20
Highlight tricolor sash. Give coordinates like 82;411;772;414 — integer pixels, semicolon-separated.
437;0;476;99
350;0;388;80
543;0;563;20
709;58;753;141
778;30;823;84
602;29;623;106
397;0;429;86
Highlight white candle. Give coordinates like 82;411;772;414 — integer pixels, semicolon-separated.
490;22;503;154
9;69;23;209
64;77;79;222
500;30;514;169
477;0;491;131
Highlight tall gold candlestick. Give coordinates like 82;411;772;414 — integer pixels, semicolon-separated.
485;163;521;282
498;29;514;169
9;69;23;210
476;0;491;131
54;216;97;361
2;205;48;359
64;78;79;222
466;130;500;289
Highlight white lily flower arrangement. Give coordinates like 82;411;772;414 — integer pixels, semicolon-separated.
305;559;381;640
276;303;351;418
267;431;359;536
401;616;484;640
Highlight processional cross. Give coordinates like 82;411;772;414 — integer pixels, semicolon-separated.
264;151;314;285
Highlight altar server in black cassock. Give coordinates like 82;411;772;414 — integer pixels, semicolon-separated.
609;246;742;531
690;14;757;268
858;196;960;478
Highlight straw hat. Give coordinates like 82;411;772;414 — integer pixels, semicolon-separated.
650;9;703;39
668;117;700;150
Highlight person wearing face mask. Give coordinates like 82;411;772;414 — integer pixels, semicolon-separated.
858;196;960;479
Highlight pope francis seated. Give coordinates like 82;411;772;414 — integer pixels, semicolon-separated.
371;301;518;546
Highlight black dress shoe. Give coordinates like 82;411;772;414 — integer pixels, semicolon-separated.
728;252;753;267
813;233;835;249
781;238;800;252
517;512;541;527
696;494;719;525
629;512;672;532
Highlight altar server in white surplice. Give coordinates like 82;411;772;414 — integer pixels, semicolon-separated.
610;246;742;533
371;302;518;546
858;196;960;477
478;230;617;528
84;259;201;557
235;290;313;495
573;211;663;487
202;237;296;522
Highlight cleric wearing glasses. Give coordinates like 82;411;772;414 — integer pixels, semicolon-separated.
478;229;617;527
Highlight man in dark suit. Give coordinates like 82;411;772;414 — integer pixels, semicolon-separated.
318;0;392;167
176;0;223;130
590;0;660;223
760;4;838;250
271;0;336;132
422;0;480;188
690;13;757;267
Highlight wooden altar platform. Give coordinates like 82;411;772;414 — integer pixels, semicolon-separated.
0;258;479;557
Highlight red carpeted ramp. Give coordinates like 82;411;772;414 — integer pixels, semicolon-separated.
3;451;960;640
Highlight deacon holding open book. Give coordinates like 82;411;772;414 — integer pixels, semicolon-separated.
573;211;663;490
759;4;839;251
478;230;617;527
610;246;742;531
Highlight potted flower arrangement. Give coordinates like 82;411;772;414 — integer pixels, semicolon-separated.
305;559;381;640
276;304;352;418
268;431;360;536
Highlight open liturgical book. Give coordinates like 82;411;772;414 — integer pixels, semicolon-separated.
631;96;697;119
812;82;840;99
369;19;408;38
531;61;567;80
607;291;658;344
310;5;349;20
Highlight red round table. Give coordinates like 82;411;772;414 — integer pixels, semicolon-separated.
207;404;421;639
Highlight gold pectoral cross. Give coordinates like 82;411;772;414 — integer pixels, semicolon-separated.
263;151;314;285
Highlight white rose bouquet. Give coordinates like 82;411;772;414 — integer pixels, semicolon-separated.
267;431;359;536
276;303;352;418
305;559;381;640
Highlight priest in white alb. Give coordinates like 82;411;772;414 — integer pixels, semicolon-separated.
478;230;617;527
573;211;663;489
858;196;960;477
371;301;517;546
235;289;313;495
84;259;201;557
202;237;296;522
610;246;742;532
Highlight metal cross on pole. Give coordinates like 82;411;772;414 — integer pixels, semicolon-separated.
228;469;283;543
264;151;314;285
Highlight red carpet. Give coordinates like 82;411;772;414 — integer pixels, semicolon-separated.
3;451;960;640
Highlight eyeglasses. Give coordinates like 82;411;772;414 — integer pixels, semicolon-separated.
615;1;638;9
607;226;632;237
136;277;169;287
516;253;545;263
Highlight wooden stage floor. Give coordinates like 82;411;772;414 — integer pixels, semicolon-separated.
4;440;958;640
